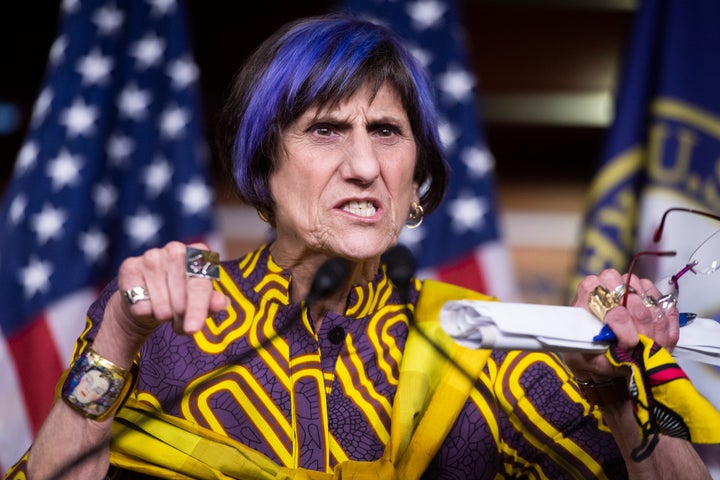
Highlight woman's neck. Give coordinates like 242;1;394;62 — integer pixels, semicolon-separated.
267;243;380;330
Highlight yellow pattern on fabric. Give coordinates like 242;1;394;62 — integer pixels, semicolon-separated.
238;245;262;273
251;300;291;391
107;280;495;479
290;358;329;470
342;334;393;414
180;365;293;465
606;334;720;444
505;353;606;479
193;269;255;354
335;336;392;443
367;305;406;386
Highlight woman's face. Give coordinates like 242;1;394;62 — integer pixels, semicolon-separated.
269;82;419;261
72;369;110;404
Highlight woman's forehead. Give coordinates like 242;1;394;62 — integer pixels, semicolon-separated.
302;82;405;118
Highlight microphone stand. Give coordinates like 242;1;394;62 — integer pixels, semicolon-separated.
384;244;477;385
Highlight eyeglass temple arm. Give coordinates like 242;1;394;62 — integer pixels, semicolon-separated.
621;250;676;307
653;207;720;242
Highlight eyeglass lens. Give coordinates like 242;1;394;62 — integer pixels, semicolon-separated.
653;228;720;311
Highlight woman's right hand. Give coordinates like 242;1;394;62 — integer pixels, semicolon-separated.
108;241;228;346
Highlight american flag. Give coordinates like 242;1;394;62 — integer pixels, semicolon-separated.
341;0;517;301
0;0;216;470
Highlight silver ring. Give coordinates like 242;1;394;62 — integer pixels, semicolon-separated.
123;286;150;304
186;247;220;280
611;284;636;302
657;293;677;310
641;294;658;307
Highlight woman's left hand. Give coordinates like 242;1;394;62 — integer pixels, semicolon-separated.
563;268;680;379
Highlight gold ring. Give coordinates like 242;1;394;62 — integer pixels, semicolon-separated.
588;285;619;320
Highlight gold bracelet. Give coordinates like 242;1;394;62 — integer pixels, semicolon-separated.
60;347;132;421
576;376;630;407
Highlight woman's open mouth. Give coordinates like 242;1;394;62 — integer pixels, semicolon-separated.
342;200;377;217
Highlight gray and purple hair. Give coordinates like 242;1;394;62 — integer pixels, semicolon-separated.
215;14;448;221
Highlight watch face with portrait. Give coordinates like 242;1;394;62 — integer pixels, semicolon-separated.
61;349;126;419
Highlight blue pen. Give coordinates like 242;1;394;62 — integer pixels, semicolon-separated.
593;312;696;343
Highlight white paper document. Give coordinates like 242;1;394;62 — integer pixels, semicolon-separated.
439;300;720;366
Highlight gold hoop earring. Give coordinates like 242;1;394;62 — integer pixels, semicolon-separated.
257;208;272;224
406;202;424;229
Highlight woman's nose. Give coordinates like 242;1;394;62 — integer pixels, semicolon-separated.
341;132;381;184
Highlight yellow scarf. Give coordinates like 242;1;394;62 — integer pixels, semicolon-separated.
109;280;492;479
606;335;720;460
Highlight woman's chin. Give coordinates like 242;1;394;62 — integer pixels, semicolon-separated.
328;236;396;262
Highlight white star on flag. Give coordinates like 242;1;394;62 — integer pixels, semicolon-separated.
447;192;488;233
159;105;190;138
62;0;81;14
406;0;447;30
118;83;152;120
143;157;174;197
92;4;124;35
31;88;53;126
130;33;165;69
16;142;38;175
78;228;109;263
167;57;199;89
9;195;27;226
148;0;177;16
60;98;98;137
438;118;459;151
437;65;475;103
124;209;163;246
31;204;68;245
76;48;113;85
92;181;118;215
462;146;494;179
409;46;433;68
178;177;213;215
106;133;135;165
19;257;54;299
46;149;84;190
49;36;67;65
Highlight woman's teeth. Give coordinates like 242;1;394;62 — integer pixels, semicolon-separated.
343;200;376;217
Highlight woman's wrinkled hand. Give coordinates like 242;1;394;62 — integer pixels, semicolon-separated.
563;268;680;380
108;241;228;343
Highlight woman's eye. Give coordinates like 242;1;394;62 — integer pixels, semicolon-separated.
377;125;399;137
312;124;334;136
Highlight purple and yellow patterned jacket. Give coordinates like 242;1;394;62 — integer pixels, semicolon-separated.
5;244;626;479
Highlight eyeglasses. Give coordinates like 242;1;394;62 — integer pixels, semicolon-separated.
620;207;720;313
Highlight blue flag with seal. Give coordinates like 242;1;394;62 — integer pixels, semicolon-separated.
572;0;720;471
340;0;517;302
0;0;217;471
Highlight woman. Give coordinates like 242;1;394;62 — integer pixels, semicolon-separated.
7;14;711;479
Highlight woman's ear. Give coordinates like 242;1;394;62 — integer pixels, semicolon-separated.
412;182;420;205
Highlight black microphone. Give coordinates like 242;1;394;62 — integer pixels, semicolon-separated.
384;244;416;304
305;256;352;306
384;244;477;385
